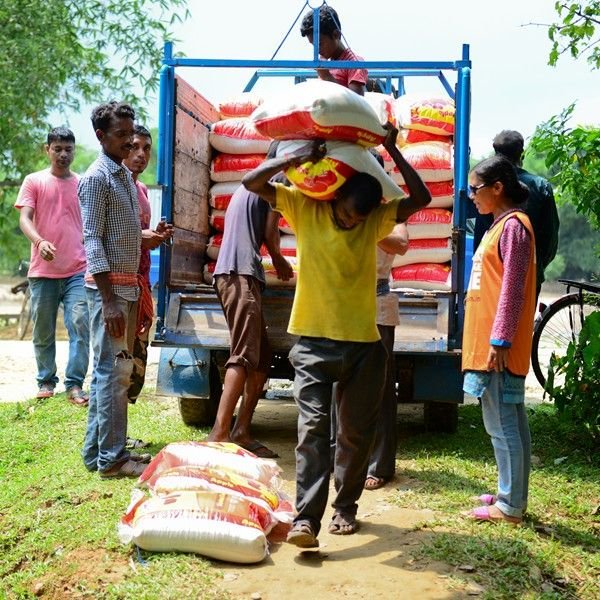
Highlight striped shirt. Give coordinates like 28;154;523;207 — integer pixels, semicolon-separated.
78;152;141;301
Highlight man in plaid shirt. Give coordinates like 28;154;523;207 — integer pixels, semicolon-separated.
79;101;155;478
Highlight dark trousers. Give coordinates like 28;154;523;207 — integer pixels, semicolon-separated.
289;336;386;534
368;325;397;479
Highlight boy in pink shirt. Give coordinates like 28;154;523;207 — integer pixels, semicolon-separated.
14;127;90;404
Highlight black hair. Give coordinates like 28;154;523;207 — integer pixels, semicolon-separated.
492;129;524;164
337;172;382;215
91;101;135;132
133;124;152;140
300;5;342;37
471;155;529;205
47;127;75;145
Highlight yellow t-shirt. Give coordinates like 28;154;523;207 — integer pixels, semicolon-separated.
275;184;400;342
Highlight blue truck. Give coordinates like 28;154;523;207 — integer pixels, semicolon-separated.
153;21;472;433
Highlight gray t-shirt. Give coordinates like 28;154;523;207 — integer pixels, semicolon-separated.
213;185;269;285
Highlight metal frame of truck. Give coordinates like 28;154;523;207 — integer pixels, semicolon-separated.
153;23;472;432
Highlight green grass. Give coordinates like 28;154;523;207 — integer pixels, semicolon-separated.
393;404;600;599
0;392;230;599
1;396;598;599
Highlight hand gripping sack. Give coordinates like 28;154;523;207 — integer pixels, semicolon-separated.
251;79;386;147
278;139;404;202
395;94;455;136
119;490;270;563
210;118;272;154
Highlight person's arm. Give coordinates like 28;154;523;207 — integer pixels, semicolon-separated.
383;125;432;222
18;206;57;261
242;140;326;207
264;209;293;281
377;222;408;255
487;218;533;372
347;81;366;96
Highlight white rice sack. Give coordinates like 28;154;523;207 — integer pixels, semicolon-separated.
390;142;453;184
395;94;455;136
210;118;272;154
262;256;298;288
206;234;222;261
400;180;454;209
210;153;265;183
209;182;240;211
138;441;282;489
209;210;226;233
363;92;396;126
278;139;404;202
390;263;452;291
278;216;294;235
219;93;264;120
203;261;216;285
251;79;386;147
119;490;270;563
392;238;452;268
406;208;453;239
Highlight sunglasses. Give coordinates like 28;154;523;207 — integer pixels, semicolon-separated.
468;183;491;196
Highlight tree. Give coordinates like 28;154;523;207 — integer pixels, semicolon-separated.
0;0;189;179
547;1;600;69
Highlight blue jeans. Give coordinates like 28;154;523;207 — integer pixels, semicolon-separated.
480;372;531;518
29;273;89;390
82;289;137;472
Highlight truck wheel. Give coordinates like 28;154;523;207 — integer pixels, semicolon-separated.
177;360;222;427
423;402;458;433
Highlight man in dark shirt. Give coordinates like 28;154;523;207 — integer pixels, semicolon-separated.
474;130;559;298
206;166;293;458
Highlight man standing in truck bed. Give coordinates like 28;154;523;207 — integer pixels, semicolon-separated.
242;125;431;547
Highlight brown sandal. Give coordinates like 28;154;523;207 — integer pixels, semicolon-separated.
67;386;89;406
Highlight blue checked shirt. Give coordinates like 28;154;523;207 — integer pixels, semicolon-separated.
78;152;141;301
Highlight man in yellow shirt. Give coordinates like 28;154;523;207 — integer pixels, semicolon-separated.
242;126;430;547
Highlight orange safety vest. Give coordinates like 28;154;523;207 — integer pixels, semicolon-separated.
462;211;536;376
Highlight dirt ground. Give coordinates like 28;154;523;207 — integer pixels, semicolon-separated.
0;280;552;598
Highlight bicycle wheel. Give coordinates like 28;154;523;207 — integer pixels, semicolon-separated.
17;288;32;340
531;293;597;388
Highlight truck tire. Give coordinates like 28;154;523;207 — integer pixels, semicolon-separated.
423;401;458;433
177;360;222;427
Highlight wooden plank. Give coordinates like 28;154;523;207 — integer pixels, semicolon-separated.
175;108;212;165
173;150;211;199
175;76;220;125
169;227;207;287
172;186;209;236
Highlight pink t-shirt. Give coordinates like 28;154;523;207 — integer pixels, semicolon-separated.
136;180;152;287
15;169;86;278
328;47;368;88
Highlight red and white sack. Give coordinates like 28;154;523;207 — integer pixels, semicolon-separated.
262;255;298;288
390;142;453;184
209;182;240;211
392;238;452;268
219;93;264;120
397;128;451;146
139;441;282;489
119;490;270;563
210;153;265;183
390;263;452;291
209;210;226;233
260;234;297;258
206;235;223;260
395;94;455;136
363;92;396;126
251;79;386;147
406;208;453;239
210;118;272;154
203;260;216;285
400;180;454;209
278;140;404;202
279;216;294;235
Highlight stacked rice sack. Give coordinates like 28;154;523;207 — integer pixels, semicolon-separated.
118;441;294;564
378;94;456;292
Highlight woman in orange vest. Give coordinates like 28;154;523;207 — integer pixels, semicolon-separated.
462;155;536;525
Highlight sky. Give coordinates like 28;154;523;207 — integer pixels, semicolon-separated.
69;0;599;158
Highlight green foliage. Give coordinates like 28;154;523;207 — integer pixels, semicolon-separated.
138;127;159;186
530;103;600;231
548;1;600;69
0;0;189;179
544;253;566;281
0;187;29;273
547;310;600;445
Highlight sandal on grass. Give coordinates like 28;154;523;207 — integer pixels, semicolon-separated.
470;493;497;505
364;476;389;491
99;459;146;479
126;437;151;450
328;512;359;535
36;383;55;399
286;521;319;548
463;505;522;526
67;386;89;406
